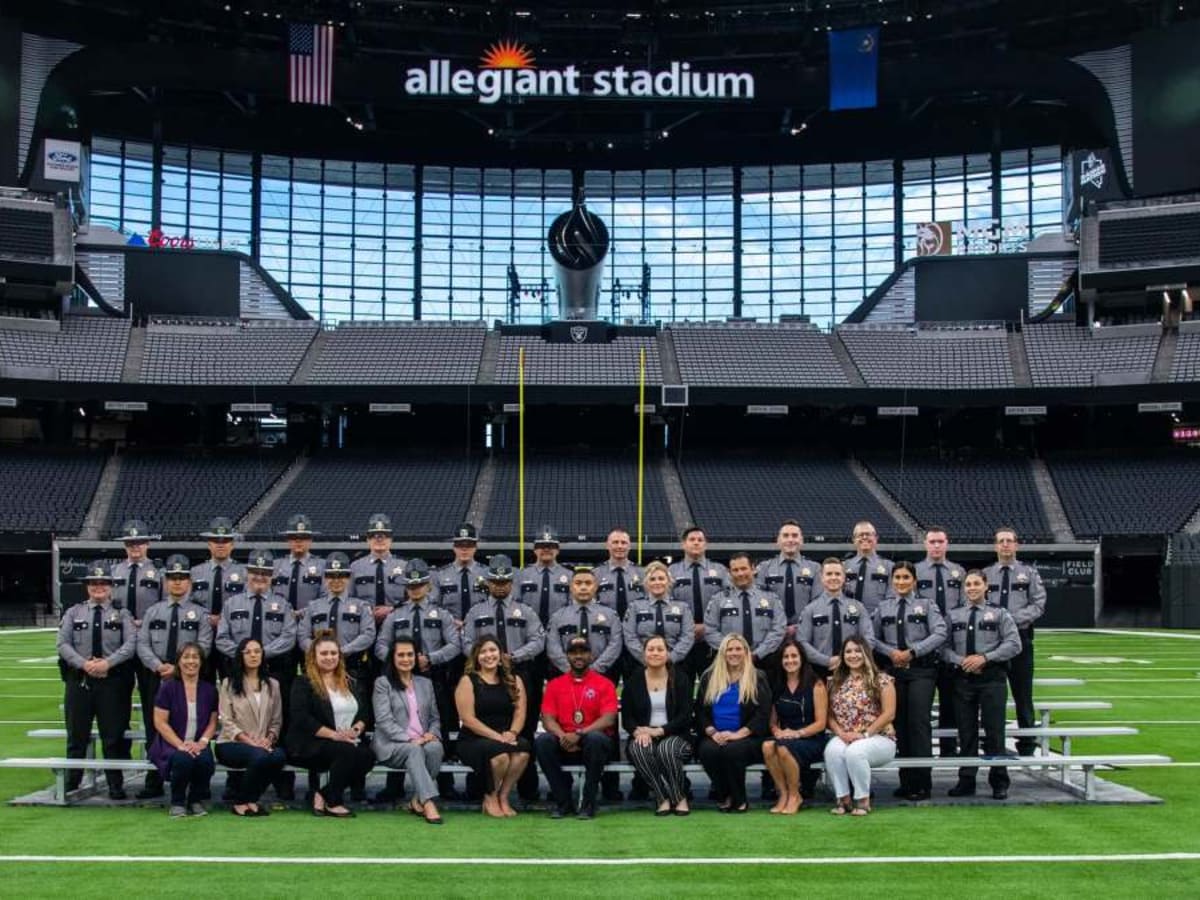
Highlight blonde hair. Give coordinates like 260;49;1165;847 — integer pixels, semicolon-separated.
642;560;671;594
704;633;758;705
303;630;350;699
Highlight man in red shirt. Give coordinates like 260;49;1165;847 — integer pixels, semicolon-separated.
535;636;619;819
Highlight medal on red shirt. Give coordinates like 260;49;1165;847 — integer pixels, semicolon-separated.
573;709;584;725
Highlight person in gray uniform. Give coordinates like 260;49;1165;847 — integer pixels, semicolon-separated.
302;551;377;680
349;514;407;626
915;526;965;758
593;528;646;620
945;569;1022;800
797;558;875;678
705;553;786;665
462;554;545;805
190;517;247;629
434;522;489;626
623;560;694;667
668;526;730;683
983;526;1046;757
545;567;624;678
515;528;574;627
111;519;162;623
57;565;137;799
842;521;894;615
872;560;947;802
273;514;324;615
135;554;212;798
755;520;821;634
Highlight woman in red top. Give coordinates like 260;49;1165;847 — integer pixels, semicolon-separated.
823;636;896;815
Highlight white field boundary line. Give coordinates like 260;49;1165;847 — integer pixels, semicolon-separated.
0;853;1199;867
1041;630;1200;640
0;629;56;636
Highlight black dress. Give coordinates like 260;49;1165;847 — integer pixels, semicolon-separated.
456;673;533;791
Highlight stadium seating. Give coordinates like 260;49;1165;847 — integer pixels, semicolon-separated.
0;206;55;258
1170;329;1200;382
838;324;1015;389
1047;452;1200;537
304;321;486;384
678;453;908;542
863;456;1052;541
0;315;128;381
669;322;850;386
250;452;481;540
103;450;293;539
494;334;661;385
486;452;675;541
140;320;317;384
0;446;105;533
1023;321;1159;387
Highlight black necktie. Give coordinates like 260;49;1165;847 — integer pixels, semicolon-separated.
578;604;589;638
328;597;341;640
539;569;551;624
495;600;508;652
691;563;703;620
375;559;386;607
855;559;867;603
165;603;179;661
211;565;224;616
740;590;752;639
654;599;665;636
967;606;978;655
411;606;424;655
251;594;263;643
126;562;138;616
289;560;301;609
830;597;843;656
91;605;103;657
783;560;796;621
616;569;628;619
934;563;946;614
896;596;908;650
460;569;471;618
1000;567;1011;609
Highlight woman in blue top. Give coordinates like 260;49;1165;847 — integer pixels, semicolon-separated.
762;638;828;814
695;632;771;812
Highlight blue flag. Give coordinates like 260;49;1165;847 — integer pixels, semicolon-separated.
829;27;879;111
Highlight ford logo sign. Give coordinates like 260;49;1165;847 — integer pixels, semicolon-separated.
48;151;78;164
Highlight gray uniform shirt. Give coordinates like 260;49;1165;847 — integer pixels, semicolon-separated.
983;561;1047;630
272;553;325;611
461;596;545;665
216;592;298;661
797;591;876;669
871;593;947;662
546;601;624;675
668;557;731;622
755;554;821;623
375;599;461;666
111;558;163;620
58;600;136;670
300;593;377;658
593;560;647;613
190;559;248;613
623;595;695;665
514;562;574;624
915;558;965;614
350;552;408;610
842;553;894;614
434;561;491;619
137;598;212;668
704;586;787;660
943;602;1022;666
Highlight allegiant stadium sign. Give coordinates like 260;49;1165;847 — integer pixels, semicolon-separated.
404;41;755;105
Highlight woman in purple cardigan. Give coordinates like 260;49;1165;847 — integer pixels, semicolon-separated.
149;642;219;817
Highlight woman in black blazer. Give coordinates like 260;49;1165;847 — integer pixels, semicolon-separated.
695;633;772;812
287;631;375;817
622;635;695;816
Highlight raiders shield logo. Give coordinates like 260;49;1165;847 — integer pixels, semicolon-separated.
570;325;588;344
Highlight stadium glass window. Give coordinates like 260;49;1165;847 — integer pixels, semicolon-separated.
159;145;252;253
87;137;153;237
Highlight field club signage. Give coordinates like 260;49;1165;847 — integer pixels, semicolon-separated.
405;41;755;104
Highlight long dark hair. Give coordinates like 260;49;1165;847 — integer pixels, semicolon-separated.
229;637;271;697
464;635;520;704
384;638;417;690
772;638;815;693
829;636;884;704
642;634;676;694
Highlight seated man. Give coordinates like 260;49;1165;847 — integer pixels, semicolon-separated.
534;636;618;819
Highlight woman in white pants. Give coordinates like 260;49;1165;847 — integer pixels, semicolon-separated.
824;636;896;815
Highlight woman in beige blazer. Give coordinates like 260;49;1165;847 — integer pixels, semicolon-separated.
215;638;286;816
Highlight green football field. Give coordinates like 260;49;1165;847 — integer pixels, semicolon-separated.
0;628;1197;898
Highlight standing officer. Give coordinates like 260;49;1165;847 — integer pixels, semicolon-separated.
842;521;894;616
593;528;646;620
983;527;1046;757
915;526;965;758
462;554;545;805
301;551;376;680
623;560;694;668
945;570;1022;800
350;514;407;627
375;558;461;801
191;517;247;630
705;553;786;666
434;522;489;626
668;525;730;684
273;514;325;616
755;520;821;636
872;560;947;802
111;519;162;623
798;558;875;677
134;554;211;798
545;567;624;678
515;527;574;628
57;564;136;799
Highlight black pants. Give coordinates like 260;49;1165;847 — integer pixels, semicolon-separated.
697;736;764;808
515;663;541;801
215;743;288;804
64;669;133;789
534;732;615;811
136;667;160;766
954;667;1010;791
1007;628;1036;755
936;665;958;757
683;641;713;693
292;739;375;806
894;665;936;794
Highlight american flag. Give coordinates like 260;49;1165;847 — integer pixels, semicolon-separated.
288;23;334;106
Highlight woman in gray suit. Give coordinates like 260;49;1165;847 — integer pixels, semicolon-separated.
373;638;444;824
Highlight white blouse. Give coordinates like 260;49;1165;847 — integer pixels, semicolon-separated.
329;689;358;732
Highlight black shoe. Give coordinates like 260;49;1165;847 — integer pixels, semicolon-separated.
372;787;401;804
992;787;1009;800
108;787;127;801
907;791;931;802
948;783;976;797
275;784;295;802
65;778;82;793
600;789;624;804
576;803;596;820
629;785;651;802
550;804;572;819
136;782;164;800
350;788;366;803
892;786;910;799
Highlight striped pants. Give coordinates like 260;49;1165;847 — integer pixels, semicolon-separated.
626;735;692;805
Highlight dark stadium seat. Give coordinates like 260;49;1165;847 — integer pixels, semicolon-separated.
838;324;1015;389
1047;452;1200;537
0;447;105;533
1170;329;1200;382
494;334;662;385
1023;322;1158;387
668;322;850;387
305;322;486;385
0;207;55;258
139;320;317;385
0;315;128;382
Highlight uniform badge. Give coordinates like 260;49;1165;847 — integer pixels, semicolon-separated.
914;605;924;615
130;527;139;537
951;569;961;579
430;609;438;618
145;569;155;579
876;565;886;575
270;603;279;612
375;521;386;532
983;610;995;622
631;575;641;585
759;598;769;607
596;614;606;623
186;610;196;620
559;574;569;583
512;608;522;617
847;603;858;614
308;566;318;576
1016;573;1029;583
230;573;240;583
108;612;120;623
801;567;812;578
671;606;680;615
708;569;717;578
348;604;357;614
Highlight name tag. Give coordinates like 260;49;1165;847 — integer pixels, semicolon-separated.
149;620;167;631
265;611;286;623
665;614;683;624
753;608;774;618
719;607;740;618
473;616;495;629
557;624;578;637
812;615;830;626
635;612;653;623
180;620;200;631
845;614;860;625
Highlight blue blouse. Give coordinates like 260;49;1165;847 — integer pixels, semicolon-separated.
712;684;741;731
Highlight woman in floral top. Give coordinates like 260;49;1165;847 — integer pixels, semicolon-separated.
824;636;897;815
